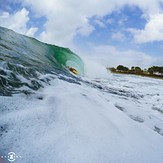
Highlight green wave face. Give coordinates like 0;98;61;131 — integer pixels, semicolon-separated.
49;46;84;75
0;26;84;95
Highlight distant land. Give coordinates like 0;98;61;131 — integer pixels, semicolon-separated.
107;65;163;80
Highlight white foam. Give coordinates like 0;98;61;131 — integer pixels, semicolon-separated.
82;58;111;79
0;75;163;163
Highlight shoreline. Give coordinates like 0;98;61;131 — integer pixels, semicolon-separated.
110;71;163;80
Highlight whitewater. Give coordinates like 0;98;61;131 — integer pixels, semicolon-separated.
0;27;163;163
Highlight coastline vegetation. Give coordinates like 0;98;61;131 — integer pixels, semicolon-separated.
107;65;163;80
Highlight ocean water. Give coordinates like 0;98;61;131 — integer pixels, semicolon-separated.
0;27;163;163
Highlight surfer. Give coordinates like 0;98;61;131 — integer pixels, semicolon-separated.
68;66;78;75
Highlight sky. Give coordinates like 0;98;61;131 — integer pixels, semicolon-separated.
0;0;163;68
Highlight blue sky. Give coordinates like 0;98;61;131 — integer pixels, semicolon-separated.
0;0;163;68
74;6;146;49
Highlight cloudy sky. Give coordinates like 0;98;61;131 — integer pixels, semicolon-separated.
0;0;163;68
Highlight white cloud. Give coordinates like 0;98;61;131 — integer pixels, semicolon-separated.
0;8;38;37
129;13;163;43
19;0;163;46
26;27;38;37
19;0;119;46
21;0;117;46
77;23;95;36
76;44;153;68
111;32;126;41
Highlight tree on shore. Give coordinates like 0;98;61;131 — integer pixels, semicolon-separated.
109;65;163;77
148;66;163;75
117;65;129;71
130;66;142;73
